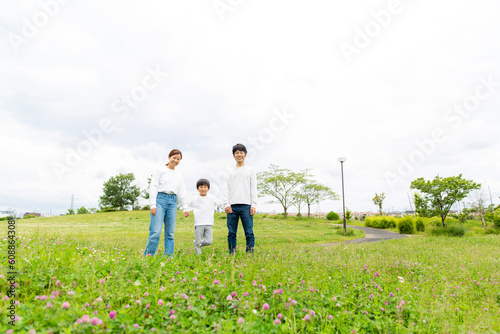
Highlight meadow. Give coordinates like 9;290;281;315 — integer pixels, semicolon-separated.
1;211;500;333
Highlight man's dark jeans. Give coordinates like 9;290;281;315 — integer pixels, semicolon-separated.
227;204;255;254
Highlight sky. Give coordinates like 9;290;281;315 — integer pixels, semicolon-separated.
1;0;499;216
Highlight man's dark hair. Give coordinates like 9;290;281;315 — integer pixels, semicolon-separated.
232;143;247;155
196;178;210;189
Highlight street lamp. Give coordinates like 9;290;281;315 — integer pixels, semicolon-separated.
338;157;346;233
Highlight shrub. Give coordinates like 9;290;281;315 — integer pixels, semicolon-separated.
336;227;355;236
415;217;425;232
430;225;466;237
365;216;397;229
485;228;500;235
24;215;37;219
141;205;151;211
494;214;500;229
398;216;415;234
98;207;118;213
326;212;340;221
387;217;397;228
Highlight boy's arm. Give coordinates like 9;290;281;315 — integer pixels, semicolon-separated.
178;178;190;217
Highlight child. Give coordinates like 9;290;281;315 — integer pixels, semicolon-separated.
187;178;223;255
222;143;258;254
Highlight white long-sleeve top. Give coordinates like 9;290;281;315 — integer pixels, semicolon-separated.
149;166;188;211
186;194;224;226
221;165;258;208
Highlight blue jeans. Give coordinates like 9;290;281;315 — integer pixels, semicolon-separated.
227;204;255;254
144;193;177;256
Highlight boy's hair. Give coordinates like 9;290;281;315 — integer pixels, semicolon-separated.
232;143;247;155
196;178;210;189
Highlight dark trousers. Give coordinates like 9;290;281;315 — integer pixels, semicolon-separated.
227;204;255;254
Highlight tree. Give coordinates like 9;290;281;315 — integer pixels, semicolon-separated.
290;192;306;216
302;182;339;217
345;207;352;220
99;173;141;211
469;189;489;231
413;193;432;218
372;193;386;215
66;209;75;215
410;174;480;227
142;176;152;200
257;164;310;218
77;206;89;214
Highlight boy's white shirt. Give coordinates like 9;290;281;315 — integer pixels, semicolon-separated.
221;165;258;208
187;193;224;226
149;165;188;211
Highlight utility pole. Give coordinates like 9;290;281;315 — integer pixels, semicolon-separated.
71;194;74;212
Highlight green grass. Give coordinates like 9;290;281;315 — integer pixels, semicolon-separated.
1;212;500;333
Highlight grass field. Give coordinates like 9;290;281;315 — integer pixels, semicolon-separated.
1;211;500;333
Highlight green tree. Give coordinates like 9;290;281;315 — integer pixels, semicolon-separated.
66;209;75;215
257;164;310;218
469;189;488;231
345;207;352;220
99;173;141;211
142;176;152;200
372;192;386;215
302;182;339;217
410;174;480;227
76;206;89;214
414;193;432;218
290;192;306;216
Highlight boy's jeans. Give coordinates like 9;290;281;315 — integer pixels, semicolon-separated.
144;193;177;256
227;204;255;254
194;225;213;255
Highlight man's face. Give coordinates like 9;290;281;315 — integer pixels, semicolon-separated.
197;184;209;196
233;150;246;163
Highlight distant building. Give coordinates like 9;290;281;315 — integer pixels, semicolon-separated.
0;210;15;218
23;212;41;218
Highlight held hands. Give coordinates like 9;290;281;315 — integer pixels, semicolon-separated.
225;206;232;214
250;207;256;215
184;211;190;218
150;207;156;216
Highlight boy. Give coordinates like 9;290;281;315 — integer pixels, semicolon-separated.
187;179;223;255
222;143;258;254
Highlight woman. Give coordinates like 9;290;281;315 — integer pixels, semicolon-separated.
144;149;189;256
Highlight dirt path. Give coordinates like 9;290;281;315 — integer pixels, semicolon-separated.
315;224;408;247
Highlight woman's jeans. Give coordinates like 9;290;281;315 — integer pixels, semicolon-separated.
227;204;255;254
144;193;177;256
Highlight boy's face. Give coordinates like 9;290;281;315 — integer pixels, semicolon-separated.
197;184;209;196
233;150;246;163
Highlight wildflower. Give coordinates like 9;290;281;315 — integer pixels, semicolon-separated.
193;277;197;282
158;299;164;306
369;294;374;300
46;303;52;308
159;286;165;291
302;314;311;321
237;318;245;324
389;292;394;297
109;310;116;319
40;295;47;301
91;317;103;326
62;302;70;309
455;308;459;311
29;330;36;334
212;305;216;309
226;295;232;301
243;292;249;297
151;328;156;332
171;278;175;283
134;324;140;328
328;315;334;319
170;315;176;320
99;279;105;284
213;279;220;285
144;292;149;297
68;291;75;296
262;303;270;310
81;315;91;323
277;313;283;319
273;319;281;324
231;291;237;297
310;310;316;316
170;310;175;315
55;280;62;286
96;297;103;303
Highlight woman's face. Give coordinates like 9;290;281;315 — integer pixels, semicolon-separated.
168;154;182;168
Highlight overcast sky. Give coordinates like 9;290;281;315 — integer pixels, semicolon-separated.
1;0;499;216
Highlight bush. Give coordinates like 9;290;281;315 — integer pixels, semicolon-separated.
485;228;500;235
429;225;466;237
326;212;340;221
24;215;37;219
98;207;118;213
398;216;415;234
141;205;151;211
415;217;425;232
336;227;355;236
365;216;397;229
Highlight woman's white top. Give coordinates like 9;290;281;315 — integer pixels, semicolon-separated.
149;165;187;211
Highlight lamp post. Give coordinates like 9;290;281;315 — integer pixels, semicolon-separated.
338;157;346;233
